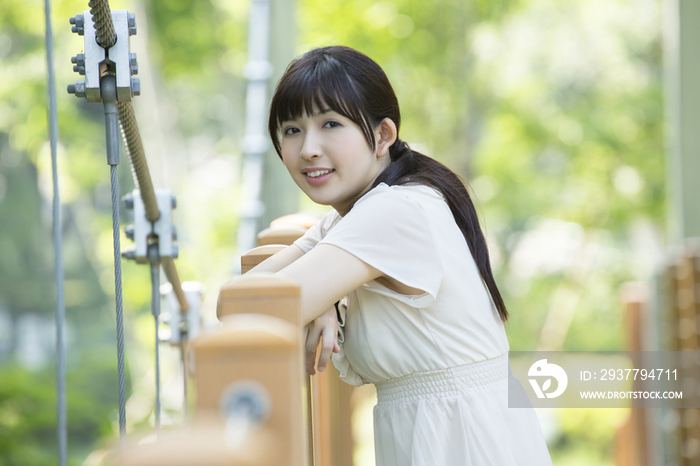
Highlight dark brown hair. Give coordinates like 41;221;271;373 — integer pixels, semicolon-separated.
268;46;508;322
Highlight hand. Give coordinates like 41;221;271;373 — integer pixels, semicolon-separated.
304;305;340;375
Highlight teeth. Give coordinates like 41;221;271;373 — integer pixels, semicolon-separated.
306;169;333;178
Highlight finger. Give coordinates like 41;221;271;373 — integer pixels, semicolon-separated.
305;348;318;375
333;340;340;353
305;325;322;354
317;324;336;372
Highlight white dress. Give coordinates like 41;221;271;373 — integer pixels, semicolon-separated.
294;183;552;466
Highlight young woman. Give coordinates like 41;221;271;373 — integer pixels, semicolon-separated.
248;46;552;466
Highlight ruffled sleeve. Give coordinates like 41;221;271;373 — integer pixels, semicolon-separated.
331;298;366;386
293;209;341;253
318;183;444;308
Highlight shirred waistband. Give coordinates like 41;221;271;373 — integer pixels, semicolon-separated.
375;353;509;406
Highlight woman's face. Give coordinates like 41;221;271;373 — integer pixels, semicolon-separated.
280;108;392;215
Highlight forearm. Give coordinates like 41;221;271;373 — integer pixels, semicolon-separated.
246;244;306;275
275;244;381;326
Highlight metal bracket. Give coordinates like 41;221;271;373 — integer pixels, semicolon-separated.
68;10;139;102
161;281;204;344
122;189;179;264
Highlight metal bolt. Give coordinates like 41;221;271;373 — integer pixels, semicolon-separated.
171;225;177;241
170;195;177;209
129;53;138;75
131;78;140;96
128;14;137;36
124;224;135;241
71;54;85;66
70;15;84;36
121;248;136;261
122;193;134;209
67;81;86;97
72;65;85;75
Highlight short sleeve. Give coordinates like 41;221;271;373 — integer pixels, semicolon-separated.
293;210;341;253
318;184;444;308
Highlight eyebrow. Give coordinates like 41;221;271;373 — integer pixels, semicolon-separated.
281;107;335;124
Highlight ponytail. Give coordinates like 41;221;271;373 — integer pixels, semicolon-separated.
372;140;509;322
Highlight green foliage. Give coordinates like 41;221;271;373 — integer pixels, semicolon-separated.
0;361;119;466
0;0;667;463
299;0;664;352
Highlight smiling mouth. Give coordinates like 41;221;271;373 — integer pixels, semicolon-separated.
305;169;335;178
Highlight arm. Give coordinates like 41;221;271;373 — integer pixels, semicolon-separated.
247;244;306;274
275;243;383;326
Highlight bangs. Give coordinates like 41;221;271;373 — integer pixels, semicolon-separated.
269;53;375;156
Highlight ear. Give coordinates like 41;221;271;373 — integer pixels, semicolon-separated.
375;118;397;159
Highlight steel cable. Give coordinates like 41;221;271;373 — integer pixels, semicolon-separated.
110;164;127;449
148;244;161;432
44;0;67;464
88;0;116;48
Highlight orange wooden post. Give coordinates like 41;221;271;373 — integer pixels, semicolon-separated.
243;213;355;466
257;225;309;246
201;276;306;463
259;215;354;466
121;276;307;466
240;244;287;275
615;282;649;466
675;247;700;466
119;423;285;466
270;213;321;230
238;234;318;466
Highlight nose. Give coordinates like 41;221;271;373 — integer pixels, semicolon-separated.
299;130;321;161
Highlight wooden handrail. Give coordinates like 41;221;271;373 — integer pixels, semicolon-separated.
257;225;309;246
121;276;307;466
235;215;355;466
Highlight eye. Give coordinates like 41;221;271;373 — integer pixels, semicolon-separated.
323;120;342;129
283;126;300;136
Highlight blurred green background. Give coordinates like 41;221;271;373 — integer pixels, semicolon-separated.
0;0;668;464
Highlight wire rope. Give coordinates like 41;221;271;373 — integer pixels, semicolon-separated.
43;0;67;464
110;164;127;449
117;102;160;222
88;0;116;48
148;244;161;433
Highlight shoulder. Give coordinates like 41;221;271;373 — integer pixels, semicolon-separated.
351;183;444;213
316;208;342;233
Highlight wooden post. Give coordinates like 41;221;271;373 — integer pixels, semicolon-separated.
121;276;307;466
239;214;355;466
615;282;649;466
119;422;285;466
270;213;321;230
257;225;309;246
218;274;302;325
240;245;287;275
675;247;700;465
